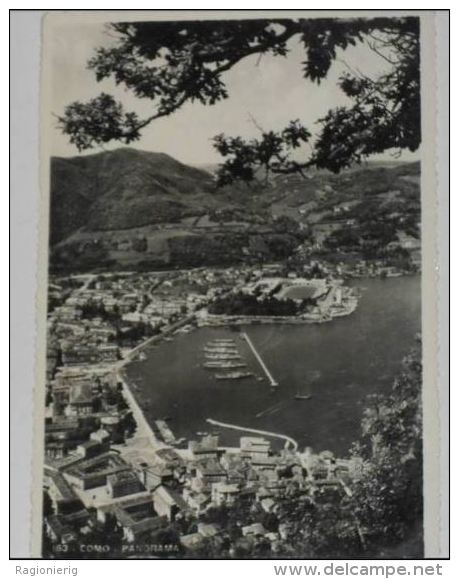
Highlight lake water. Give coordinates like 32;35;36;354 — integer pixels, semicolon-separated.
125;275;421;456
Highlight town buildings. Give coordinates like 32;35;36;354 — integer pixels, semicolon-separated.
43;265;368;558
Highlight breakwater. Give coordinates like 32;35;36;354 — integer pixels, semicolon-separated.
207;417;298;451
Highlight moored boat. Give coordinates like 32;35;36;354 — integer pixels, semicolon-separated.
215;371;253;380
204;346;239;353
205;353;241;360
203;361;247;369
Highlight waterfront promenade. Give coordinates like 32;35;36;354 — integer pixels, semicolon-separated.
125;312;197;360
116;369;165;452
206;417;298;451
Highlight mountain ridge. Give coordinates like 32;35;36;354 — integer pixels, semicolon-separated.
49;147;420;272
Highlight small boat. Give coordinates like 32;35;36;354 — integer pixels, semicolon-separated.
203;346;241;352
215;371;253;380
138;352;147;361
294;394;312;400
203;362;247;369
179;325;194;333
204;346;239;353
205;351;239;356
205;353;241;360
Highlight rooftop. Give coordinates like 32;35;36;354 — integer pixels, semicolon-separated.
196;459;226;477
107;470;142;485
46;515;75;538
242;523;267;536
69;383;94;405
180;532;205;549
48;472;79;502
65;451;130;480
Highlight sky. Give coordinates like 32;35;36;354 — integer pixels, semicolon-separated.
48;18;420;166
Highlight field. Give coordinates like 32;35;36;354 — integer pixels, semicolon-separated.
281;285;319;300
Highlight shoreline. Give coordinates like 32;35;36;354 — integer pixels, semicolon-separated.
124;312;197;361
115;367;163;451
199;316;334;326
198;305;357;327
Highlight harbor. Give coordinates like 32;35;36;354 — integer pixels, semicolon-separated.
125;276;421;456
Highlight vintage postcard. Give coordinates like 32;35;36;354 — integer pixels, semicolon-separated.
31;10;444;559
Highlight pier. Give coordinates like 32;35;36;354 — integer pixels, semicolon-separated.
155;419;176;445
206;418;298;451
241;332;278;387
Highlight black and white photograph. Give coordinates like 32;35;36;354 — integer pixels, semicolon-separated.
27;10;445;560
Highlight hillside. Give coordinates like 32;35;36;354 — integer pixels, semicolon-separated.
49;148;420;272
50;148;217;243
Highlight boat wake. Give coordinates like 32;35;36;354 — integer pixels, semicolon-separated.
255;400;288;418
